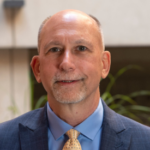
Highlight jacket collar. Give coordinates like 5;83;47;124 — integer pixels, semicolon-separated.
100;100;132;150
19;104;48;150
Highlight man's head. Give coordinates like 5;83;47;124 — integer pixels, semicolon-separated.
31;9;111;105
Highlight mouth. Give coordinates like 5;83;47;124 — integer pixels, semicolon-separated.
55;79;82;85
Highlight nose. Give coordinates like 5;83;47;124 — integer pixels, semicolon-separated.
59;50;75;72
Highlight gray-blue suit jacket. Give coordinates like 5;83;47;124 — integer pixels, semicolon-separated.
0;100;150;150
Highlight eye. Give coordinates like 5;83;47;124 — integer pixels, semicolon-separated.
77;46;87;51
49;47;61;52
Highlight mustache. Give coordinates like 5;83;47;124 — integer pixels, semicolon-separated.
53;73;86;82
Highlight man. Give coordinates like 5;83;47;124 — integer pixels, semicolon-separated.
0;9;150;150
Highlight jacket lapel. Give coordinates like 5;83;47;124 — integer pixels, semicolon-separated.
19;105;48;150
100;100;132;150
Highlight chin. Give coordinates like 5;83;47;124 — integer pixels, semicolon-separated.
52;82;87;104
53;91;86;104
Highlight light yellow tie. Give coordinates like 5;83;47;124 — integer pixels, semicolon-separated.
62;129;82;150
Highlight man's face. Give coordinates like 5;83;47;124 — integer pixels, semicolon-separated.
32;12;110;104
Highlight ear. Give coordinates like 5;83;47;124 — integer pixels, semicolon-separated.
30;55;41;83
101;51;111;79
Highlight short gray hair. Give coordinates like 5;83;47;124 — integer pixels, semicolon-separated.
38;16;51;53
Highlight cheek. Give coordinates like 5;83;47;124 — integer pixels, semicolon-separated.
81;57;102;81
40;59;56;82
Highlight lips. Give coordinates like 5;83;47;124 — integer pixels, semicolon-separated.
59;80;75;83
55;79;82;85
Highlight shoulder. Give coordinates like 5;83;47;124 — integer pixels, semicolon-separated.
117;113;150;149
0;107;45;149
107;105;150;135
102;99;150;149
102;99;150;134
117;112;150;133
0;107;44;131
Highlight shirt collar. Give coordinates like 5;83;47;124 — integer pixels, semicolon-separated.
47;98;104;141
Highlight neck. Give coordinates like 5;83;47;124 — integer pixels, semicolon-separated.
48;89;100;127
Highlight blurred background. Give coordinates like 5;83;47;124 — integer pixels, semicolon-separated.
0;0;150;125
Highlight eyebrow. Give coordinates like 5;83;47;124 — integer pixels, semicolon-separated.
74;39;93;48
44;41;62;51
44;39;93;51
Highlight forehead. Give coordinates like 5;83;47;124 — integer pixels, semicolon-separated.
40;13;101;48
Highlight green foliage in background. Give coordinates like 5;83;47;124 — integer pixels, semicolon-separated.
30;72;35;110
8;100;19;116
34;95;47;109
101;65;150;123
33;65;150;124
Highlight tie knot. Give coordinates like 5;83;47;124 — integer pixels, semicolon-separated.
66;129;80;139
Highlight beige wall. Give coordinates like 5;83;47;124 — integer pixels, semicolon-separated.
0;49;30;123
0;0;150;48
0;1;12;47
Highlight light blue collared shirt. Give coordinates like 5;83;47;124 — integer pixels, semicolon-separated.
47;98;104;150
